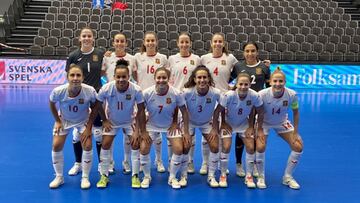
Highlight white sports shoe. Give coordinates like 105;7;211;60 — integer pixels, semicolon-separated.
141;176;151;189
81;177;91;189
245;175;256;189
199;162;208;175
122;161;131;174
156;161;166;173
49;176;64;189
256;176;267;189
236;163;246;177
68;162;81;176
253;165;259;178
219;175;228;188
168;177;181;189
179;176;187;187
282;175;300;189
207;176;219;188
187;161;195;174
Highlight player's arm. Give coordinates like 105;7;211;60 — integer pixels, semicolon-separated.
255;104;265;138
179;105;191;149
49;101;62;134
293;108;299;135
212;104;223;133
81;100;100;140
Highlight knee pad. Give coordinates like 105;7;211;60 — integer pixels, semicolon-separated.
93;127;103;143
72;129;81;143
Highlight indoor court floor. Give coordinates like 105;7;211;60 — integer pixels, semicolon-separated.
0;84;359;203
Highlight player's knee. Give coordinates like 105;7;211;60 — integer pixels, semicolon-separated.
52;143;63;152
256;144;266;153
245;145;255;154
83;144;92;151
209;143;219;153
140;143;150;155
101;141;111;150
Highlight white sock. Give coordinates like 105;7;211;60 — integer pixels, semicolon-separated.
189;136;195;162
131;149;140;176
52;150;64;177
220;152;229;176
167;139;173;164
245;152;255;176
110;142;114;164
201;136;209;165
208;151;219;177
82;150;93;178
100;149;110;176
169;154;182;179
140;154;151;178
255;151;265;178
154;133;162;163
284;151;302;177
180;153;189;177
123;135;131;163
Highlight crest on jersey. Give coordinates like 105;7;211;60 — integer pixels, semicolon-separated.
93;55;99;62
155;58;160;64
190;60;194;65
206;98;212;103
283;100;288;106
256;67;262;75
126;94;132;100
221;60;226;65
166;98;172;104
246;100;252;106
79;98;84;104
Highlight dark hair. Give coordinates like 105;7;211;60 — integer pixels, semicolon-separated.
67;64;83;77
154;67;171;79
140;32;158;53
114;59;130;74
78;27;94;46
242;41;259;51
232;73;251;90
177;32;192;43
184;65;215;88
209;33;229;55
113;32;127;41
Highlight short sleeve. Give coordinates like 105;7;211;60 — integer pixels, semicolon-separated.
135;88;144;104
49;89;59;102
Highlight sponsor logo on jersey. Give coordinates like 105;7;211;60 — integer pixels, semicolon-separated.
166;98;172;104
79;98;84;104
126;94;132;100
155;59;160;64
246;100;252;106
221;60;226;65
0;61;5;80
93;55;99;62
206;98;212;103
190;60;194;65
283;100;288;106
256;67;262;75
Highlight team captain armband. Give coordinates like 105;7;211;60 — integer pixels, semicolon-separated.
291;101;299;109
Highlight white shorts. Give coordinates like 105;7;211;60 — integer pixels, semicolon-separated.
149;130;182;140
263;120;294;135
102;124;134;136
189;122;212;135
53;122;86;136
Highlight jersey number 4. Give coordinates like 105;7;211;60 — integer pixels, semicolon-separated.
272;108;281;115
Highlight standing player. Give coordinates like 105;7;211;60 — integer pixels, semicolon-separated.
215;73;264;188
230;42;271;178
49;64;99;189
256;67;303;189
96;59;147;188
141;68;191;189
199;33;238;174
167;32;201;174
182;65;222;187
66;27;105;176
134;32;168;173
102;33;136;174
